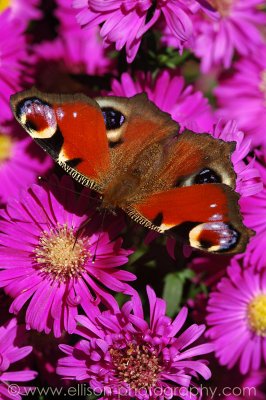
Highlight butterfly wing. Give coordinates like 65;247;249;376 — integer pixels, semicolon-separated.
95;94;178;146
10;88;110;191
112;124;251;254
10;90;252;253
129;184;252;254
95;96;236;190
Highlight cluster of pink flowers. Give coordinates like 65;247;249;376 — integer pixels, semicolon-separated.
58;286;214;399
0;0;265;399
73;0;217;63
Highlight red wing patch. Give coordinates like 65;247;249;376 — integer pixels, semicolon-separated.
54;101;110;179
131;184;252;254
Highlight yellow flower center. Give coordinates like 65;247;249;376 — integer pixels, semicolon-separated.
259;70;266;104
0;0;11;12
0;134;12;164
34;224;90;282
248;294;266;336
208;0;233;16
110;343;162;390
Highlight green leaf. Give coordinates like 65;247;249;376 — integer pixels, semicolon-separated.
177;268;195;282
163;272;184;317
115;292;129;307
128;244;148;265
187;282;208;300
163;269;196;317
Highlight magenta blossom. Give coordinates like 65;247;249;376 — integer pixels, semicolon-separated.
0;10;28;123
109;70;214;132
238;159;266;271
215;48;266;148
33;34;112;82
73;0;216;63
31;2;112;93
240;175;266;236
58;286;213;400
0;318;37;400
2;0;42;26
206;260;266;374
0;176;135;337
0;125;52;205
191;0;266;72
240;233;266;273
52;0;113;76
73;0;153;63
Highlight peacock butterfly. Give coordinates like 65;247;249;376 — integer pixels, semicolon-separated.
10;88;253;254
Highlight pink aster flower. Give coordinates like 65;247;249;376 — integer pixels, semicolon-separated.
215;48;266;148
161;23;194;51
33;35;112;87
0;125;51;205
56;0;85;31
73;0;216;63
109;70;214;132
238;158;266;271
58;286;213;399
51;0;113;76
240;182;266;236
191;0;266;72
206;260;266;374
0;176;135;338
240;232;266;272
2;0;42;27
0;10;28;123
0;318;37;400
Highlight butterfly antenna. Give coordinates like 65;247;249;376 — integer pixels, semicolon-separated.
72;217;92;250
92;208;107;264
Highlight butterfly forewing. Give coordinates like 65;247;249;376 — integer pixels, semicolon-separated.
10;89;110;191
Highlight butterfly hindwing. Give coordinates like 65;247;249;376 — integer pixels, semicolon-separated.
10;88;110;191
156;130;236;191
130;183;252;254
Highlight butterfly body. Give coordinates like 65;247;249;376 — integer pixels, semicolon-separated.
103;139;174;209
10;88;253;254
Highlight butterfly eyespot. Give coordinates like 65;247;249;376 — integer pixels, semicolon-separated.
101;107;125;130
189;222;239;252
23;98;41;110
25;119;38;132
194;168;221;184
16;97;57;139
